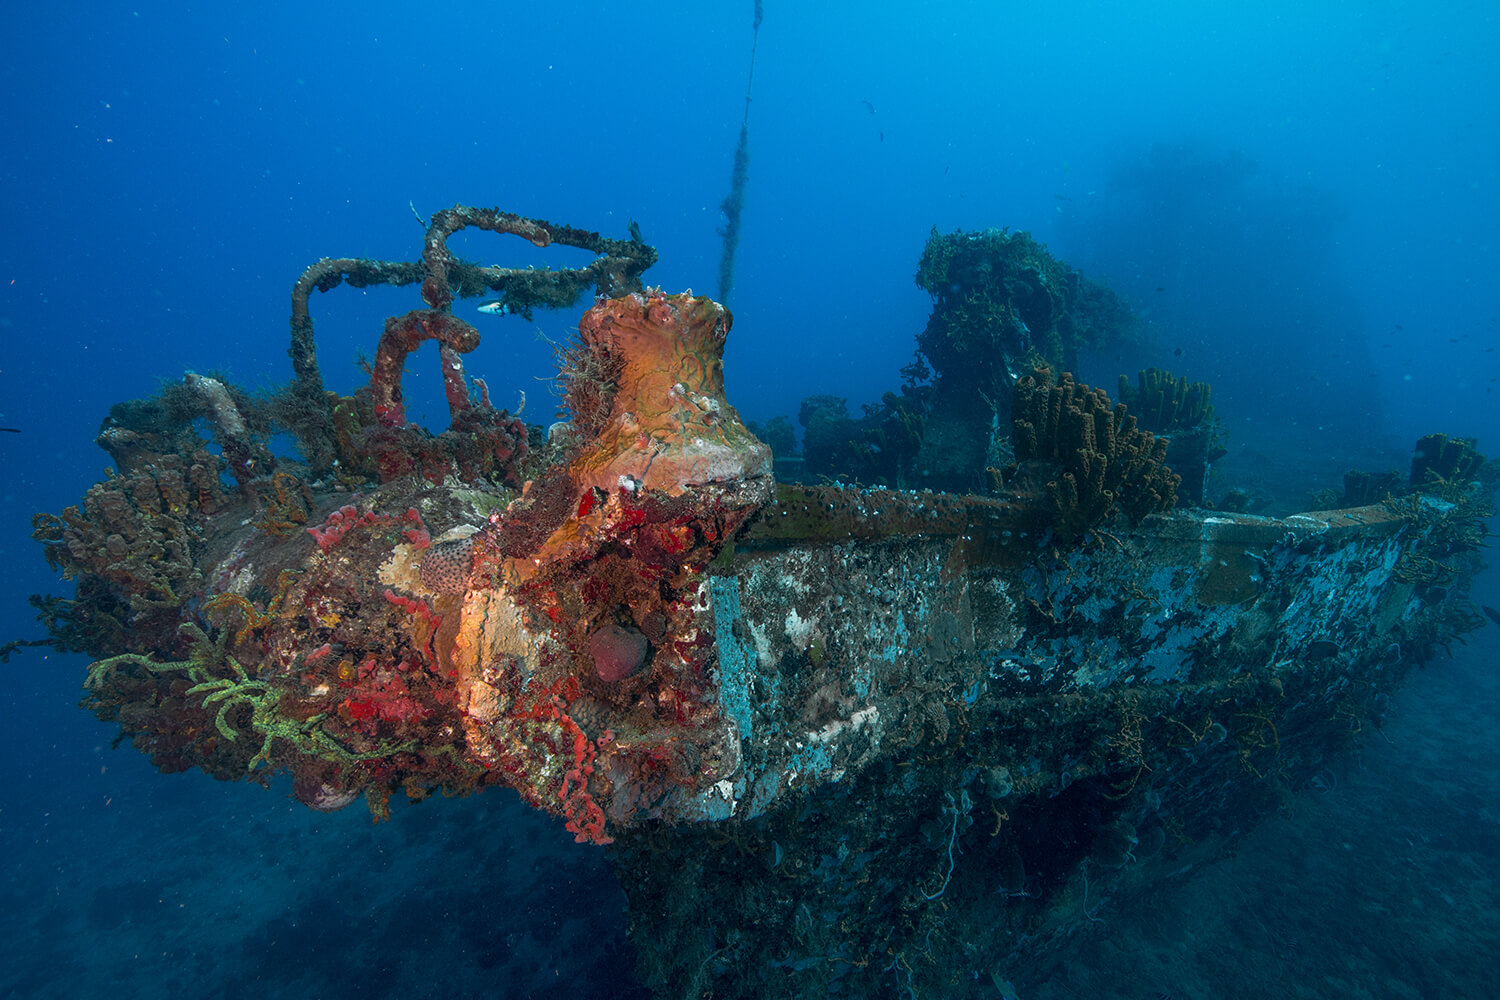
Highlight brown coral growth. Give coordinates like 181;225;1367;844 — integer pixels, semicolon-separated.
556;335;626;439
1116;367;1214;435
1010;366;1179;541
31;451;227;655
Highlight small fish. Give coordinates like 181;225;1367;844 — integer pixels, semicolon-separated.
1483;605;1500;627
861;99;876;115
477;300;509;316
0;427;19;433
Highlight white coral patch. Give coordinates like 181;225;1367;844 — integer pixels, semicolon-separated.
749;621;772;666
784;608;817;651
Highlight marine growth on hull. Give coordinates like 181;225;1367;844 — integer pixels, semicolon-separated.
26;205;1497;999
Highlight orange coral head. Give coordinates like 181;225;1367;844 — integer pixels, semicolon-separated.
566;290;773;496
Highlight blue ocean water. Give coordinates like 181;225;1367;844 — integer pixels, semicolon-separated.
1;3;1496;997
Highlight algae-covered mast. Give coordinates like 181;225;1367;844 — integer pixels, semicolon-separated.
717;0;763;304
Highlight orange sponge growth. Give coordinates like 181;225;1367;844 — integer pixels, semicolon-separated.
565;290;772;496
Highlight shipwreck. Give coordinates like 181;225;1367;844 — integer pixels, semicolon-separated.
29;207;1494;998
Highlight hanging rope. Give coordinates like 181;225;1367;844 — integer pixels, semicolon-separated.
717;1;763;304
